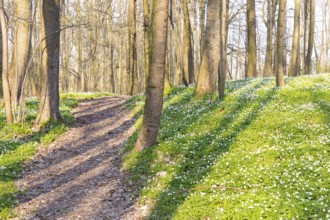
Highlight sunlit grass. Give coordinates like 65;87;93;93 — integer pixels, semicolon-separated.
123;74;330;219
0;92;111;218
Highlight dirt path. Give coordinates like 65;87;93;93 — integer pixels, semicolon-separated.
14;96;146;220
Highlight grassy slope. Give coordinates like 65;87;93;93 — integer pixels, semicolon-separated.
124;74;330;219
0;92;110;218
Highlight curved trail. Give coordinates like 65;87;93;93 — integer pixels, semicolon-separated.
14;96;146;220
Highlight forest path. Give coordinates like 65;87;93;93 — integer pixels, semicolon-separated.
14;96;145;220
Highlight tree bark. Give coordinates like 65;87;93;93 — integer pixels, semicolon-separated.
143;0;151;88
134;0;169;150
327;0;330;72
302;0;308;75
218;0;227;98
198;0;205;63
182;0;194;85
263;0;275;77
128;0;138;95
35;0;61;124
0;0;12;124
289;0;300;77
9;0;32;109
305;0;315;75
246;0;257;78
276;0;285;87
195;0;220;95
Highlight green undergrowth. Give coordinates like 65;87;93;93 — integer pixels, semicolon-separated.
0;92;111;218
123;74;330;219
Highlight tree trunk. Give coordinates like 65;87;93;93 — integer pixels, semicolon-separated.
143;0;151;88
246;0;257;78
182;0;194;85
9;0;32;109
35;0;61;124
0;0;12;124
134;0;169;151
218;0;227;98
305;0;315;75
110;45;115;93
263;0;275;77
290;0;300;77
198;0;205;63
195;0;220;95
327;0;330;72
302;0;308;75
276;0;285;87
283;6;288;76
128;0;138;95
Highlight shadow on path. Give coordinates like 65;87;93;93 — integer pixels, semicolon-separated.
14;96;139;219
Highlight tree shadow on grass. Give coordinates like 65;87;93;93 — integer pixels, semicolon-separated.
123;79;277;219
148;85;277;219
0;122;70;216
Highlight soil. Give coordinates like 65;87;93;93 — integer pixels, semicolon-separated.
14;96;148;220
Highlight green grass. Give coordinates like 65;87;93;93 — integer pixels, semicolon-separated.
123;74;330;219
0;92;111;218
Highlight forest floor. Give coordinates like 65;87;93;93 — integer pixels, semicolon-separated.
1;74;329;219
13;97;146;219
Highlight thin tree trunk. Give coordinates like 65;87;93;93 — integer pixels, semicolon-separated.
36;0;61;124
302;0;308;75
134;0;169;150
9;0;32;110
198;0;205;63
110;45;115;93
305;0;315;75
263;0;275;77
143;0;151;88
290;0;300;77
182;0;194;85
246;0;257;78
218;0;227;98
327;0;330;72
128;0;138;95
0;0;12;124
276;0;285;87
195;0;220;95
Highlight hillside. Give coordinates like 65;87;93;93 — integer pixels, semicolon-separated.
124;74;330;219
